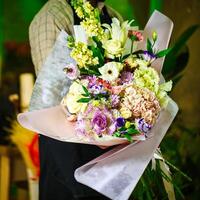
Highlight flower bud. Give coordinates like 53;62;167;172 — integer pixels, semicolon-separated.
152;31;157;42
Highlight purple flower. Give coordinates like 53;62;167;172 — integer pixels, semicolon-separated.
136;118;152;134
120;71;133;84
111;94;120;108
63;64;80;80
87;76;98;88
75;116;86;136
92;111;108;135
116;117;125;127
89;84;104;94
142;51;157;62
75;104;116;137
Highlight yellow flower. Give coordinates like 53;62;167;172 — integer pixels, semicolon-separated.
125;121;131;128
75;7;84;19
81;18;105;39
120;107;132;119
83;2;94;15
92;100;100;107
70;42;99;68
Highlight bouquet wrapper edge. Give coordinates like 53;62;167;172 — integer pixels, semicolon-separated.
74;99;178;200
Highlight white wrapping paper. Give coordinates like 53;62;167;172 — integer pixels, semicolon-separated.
18;10;178;200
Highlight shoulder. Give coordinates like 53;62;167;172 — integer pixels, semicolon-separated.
29;0;73;32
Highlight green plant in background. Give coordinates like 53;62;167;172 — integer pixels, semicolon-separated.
163;25;199;83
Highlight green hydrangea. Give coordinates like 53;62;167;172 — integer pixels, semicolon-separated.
134;65;160;93
157;81;172;108
134;66;173;108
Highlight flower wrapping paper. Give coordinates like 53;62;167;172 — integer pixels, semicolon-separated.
18;11;178;200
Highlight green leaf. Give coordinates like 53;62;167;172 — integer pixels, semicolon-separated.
82;85;90;96
113;132;121;137
124;134;132;142
130;35;137;41
171;74;183;88
127;128;140;135
92;36;102;48
94;93;109;100
77;98;91;103
147;38;153;53
80;68;100;76
81;93;90;97
90;45;104;66
118;127;126;131
163;45;189;80
156;48;171;58
122;54;131;61
162;25;199;79
170;24;199;56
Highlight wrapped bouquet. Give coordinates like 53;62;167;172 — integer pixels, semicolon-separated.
61;1;172;144
18;1;179;199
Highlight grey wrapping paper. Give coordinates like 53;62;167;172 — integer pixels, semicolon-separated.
29;31;72;111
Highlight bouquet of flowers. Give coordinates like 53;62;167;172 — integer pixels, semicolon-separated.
18;1;179;199
61;0;172;144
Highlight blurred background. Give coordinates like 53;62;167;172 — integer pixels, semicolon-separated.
0;0;199;199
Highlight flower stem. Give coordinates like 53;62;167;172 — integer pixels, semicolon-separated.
131;40;134;55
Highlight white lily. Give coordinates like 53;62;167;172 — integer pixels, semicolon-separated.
102;18;134;46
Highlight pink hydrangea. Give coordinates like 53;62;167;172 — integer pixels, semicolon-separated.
120;85;161;125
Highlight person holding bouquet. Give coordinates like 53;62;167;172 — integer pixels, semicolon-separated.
29;0;122;199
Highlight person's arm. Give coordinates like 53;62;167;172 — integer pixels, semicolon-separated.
29;1;73;76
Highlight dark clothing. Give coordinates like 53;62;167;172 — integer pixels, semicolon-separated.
39;135;111;200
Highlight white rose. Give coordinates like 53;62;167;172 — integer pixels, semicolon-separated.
103;39;124;59
61;81;88;114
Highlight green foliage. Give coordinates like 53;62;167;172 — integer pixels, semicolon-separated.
156;48;172;58
162;25;199;81
77;97;91;103
147;38;153;53
106;0;136;21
